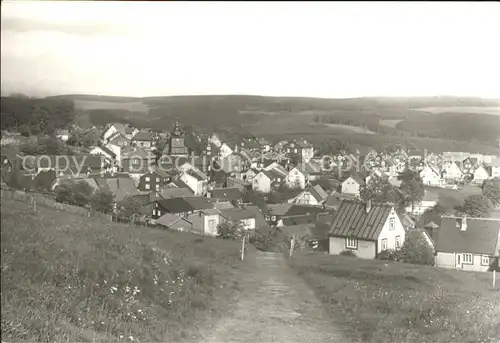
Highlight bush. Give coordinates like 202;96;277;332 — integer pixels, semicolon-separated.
377;249;400;261
399;234;435;266
339;250;357;257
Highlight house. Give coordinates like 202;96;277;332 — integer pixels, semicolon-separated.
265;204;326;228
137;169;173;192
152;196;214;219
124;126;139;141
252;170;283;193
226;176;251;191
158;187;194;199
95;174;138;200
156;214;194;233
121;147;154;177
341;175;364;197
55;129;69;142
165;179;190;189
441;161;463;182
328;199;406;259
419;165;442;187
207;167;228;190
131;130;158;150
220;207;257;232
282;139;314;163
219;153;249;174
462;157;479;178
103;123;129;142
288;184;328;206
89;145;117;163
185;208;222;236
179;169;208;196
491;157;500;179
207;187;243;204
239;137;261;152
405;189;439;216
219;142;236;159
472;165;491;184
434;216;500;272
285;166;308;189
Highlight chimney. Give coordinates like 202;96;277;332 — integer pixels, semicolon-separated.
460;215;467;231
365;199;372;214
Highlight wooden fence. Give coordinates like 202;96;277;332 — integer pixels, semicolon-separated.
1;189;112;222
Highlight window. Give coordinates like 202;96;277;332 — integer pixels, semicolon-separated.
346;238;358;249
463;253;473;264
271;216;276;221
481;255;490;266
156;178;160;182
395;236;401;249
294;149;298;153
389;218;395;230
381;238;388;251
208;219;216;228
145;177;150;182
156;184;159;190
145;184;150;190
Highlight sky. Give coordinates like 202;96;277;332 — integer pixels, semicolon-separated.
1;1;500;98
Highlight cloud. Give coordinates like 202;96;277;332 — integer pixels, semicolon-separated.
1;17;133;37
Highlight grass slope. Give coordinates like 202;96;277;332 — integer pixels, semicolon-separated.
290;252;500;343
1;200;252;342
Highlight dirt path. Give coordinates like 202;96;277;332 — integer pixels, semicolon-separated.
200;251;351;343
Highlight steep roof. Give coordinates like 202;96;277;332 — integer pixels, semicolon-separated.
282;214;317;226
310;184;328;202
435;217;500;255
243;205;270;230
184;168;208;181
156;213;192;228
132;130;155;141
329;200;394;240
284;204;325;217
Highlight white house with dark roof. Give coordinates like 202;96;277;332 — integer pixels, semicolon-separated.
491;157;500;179
434;216;500;272
285;166;308;189
288;184;328;206
419;165;442;187
341;175;364;198
329;199;406;259
252;170;283;193
180;168;208;196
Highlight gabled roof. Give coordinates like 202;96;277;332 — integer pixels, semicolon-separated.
343;174;365;185
266;204;293;216
166;179;190;189
260;169;283;182
91;145;116;158
132;130;155;141
156;213;193;228
284;204;325;217
310;184;328;202
329;200;394;240
108;131;130;144
184;168;208;181
156;196;214;213
220;207;256;222
282;214;317;226
95;176;138;202
122;146;150;160
242;205;270;230
159;187;194;199
209;187;243;202
435;217;500;255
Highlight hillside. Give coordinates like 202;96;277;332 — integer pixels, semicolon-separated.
1;199;253;342
290;252;500;343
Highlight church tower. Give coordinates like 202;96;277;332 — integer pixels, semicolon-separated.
169;119;189;156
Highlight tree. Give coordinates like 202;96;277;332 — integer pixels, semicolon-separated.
55;181;94;207
462;195;492;218
217;221;245;240
398;233;435;266
242;189;268;212
360;176;400;204
397;168;421;183
399;178;425;214
482;179;500;207
91;190;114;214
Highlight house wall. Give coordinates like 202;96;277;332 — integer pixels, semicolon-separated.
492;166;500;179
341;177;360;197
435;252;493;272
329;237;376;259
378;208;406;252
472;168;490;184
252;174;271;193
290;191;320;206
302;147;314;163
202;213;221;236
103;126;117;142
420;167;441;186
286;168;306;189
180;173;201;195
219;144;233;158
169;219;194;234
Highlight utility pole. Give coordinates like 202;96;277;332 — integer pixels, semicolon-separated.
289;235;295;258
33;199;37;213
494;270;496;289
240;231;246;261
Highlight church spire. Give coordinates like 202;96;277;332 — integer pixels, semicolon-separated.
173;118;183;137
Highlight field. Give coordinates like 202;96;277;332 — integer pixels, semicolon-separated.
1;200;253;342
379;119;404;128
74;99;150;114
413;106;500;116
290;252;500;343
323;123;375;134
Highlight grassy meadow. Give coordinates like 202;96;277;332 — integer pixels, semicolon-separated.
1;199;253;343
290;252;500;343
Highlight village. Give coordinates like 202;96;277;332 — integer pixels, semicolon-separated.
2;119;500;273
